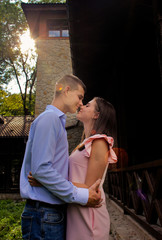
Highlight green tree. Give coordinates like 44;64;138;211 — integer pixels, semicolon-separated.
0;0;37;115
0;89;35;116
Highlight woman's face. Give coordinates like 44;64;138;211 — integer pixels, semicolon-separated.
77;98;99;123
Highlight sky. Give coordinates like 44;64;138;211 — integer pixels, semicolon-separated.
5;29;36;94
7;80;22;94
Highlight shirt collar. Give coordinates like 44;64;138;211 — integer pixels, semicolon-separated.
46;105;64;117
46;105;67;128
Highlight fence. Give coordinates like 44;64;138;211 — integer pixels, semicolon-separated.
107;159;162;240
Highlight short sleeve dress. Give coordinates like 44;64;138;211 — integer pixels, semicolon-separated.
66;134;117;240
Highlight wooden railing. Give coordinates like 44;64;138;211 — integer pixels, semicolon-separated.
107;159;162;240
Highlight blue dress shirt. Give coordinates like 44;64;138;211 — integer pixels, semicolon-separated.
20;105;88;205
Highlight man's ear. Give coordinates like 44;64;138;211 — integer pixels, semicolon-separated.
64;86;70;95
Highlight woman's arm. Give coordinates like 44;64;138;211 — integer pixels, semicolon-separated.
72;182;88;188
85;138;109;187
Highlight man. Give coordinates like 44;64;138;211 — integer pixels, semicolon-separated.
20;74;101;240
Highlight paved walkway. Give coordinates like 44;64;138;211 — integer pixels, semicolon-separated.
106;194;156;240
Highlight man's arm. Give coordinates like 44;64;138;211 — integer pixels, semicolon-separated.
28;173;102;207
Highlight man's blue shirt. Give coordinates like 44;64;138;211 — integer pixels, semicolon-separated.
20;105;88;205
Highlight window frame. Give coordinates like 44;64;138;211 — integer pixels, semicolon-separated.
47;19;69;38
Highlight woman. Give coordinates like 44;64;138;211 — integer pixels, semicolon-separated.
29;97;117;240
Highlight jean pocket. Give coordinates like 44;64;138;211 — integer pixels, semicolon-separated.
44;211;64;225
21;213;33;240
42;211;65;239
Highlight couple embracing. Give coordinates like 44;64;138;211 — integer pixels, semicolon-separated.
20;74;117;240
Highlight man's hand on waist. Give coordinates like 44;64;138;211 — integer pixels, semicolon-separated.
86;179;102;207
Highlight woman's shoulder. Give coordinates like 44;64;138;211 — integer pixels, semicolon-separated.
83;134;117;163
84;134;114;146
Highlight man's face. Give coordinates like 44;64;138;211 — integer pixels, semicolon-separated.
65;85;85;113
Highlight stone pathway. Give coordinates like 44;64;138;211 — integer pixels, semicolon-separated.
106;194;156;240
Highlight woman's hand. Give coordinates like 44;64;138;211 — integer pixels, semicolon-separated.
28;172;42;187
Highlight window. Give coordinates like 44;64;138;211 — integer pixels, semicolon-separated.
48;29;69;38
49;30;61;37
48;19;69;38
62;30;69;37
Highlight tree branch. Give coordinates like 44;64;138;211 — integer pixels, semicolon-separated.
9;56;23;98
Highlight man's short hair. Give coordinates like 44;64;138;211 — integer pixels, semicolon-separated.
55;74;86;97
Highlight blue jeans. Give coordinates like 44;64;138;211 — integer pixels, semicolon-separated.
21;201;66;240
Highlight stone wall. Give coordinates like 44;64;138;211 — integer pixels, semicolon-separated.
35;39;72;116
67;123;84;154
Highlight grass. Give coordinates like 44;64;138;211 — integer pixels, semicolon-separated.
0;199;25;240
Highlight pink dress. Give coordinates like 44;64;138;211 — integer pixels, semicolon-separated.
66;134;117;240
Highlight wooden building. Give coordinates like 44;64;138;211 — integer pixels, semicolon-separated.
67;0;162;165
0;116;34;193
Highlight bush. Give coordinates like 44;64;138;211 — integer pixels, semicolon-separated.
0;200;25;240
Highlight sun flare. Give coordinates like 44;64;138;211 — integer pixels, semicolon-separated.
20;29;36;54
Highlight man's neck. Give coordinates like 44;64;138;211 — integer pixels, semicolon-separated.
51;98;67;114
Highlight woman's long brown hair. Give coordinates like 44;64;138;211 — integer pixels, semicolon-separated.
93;97;117;139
